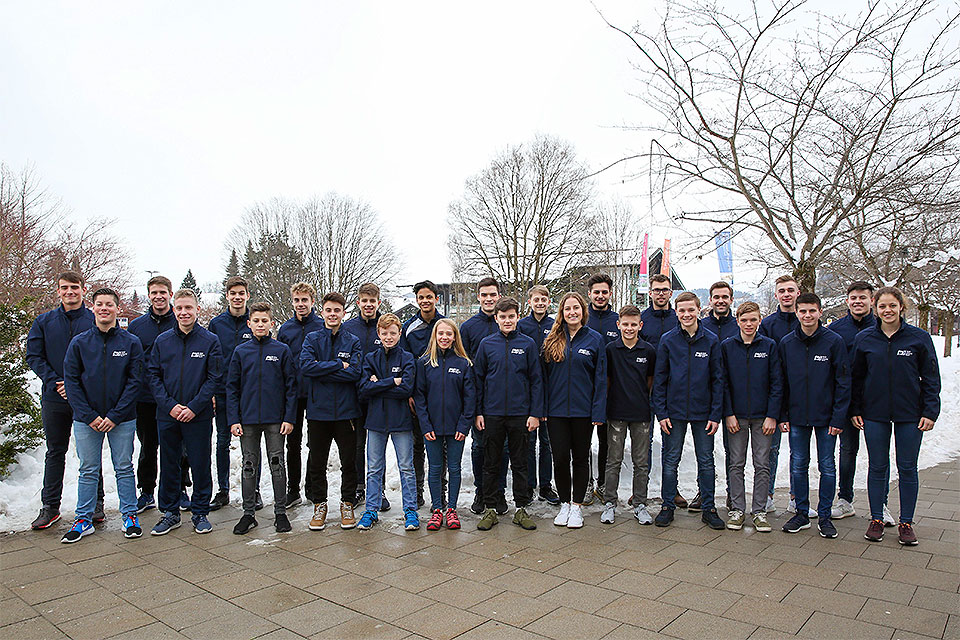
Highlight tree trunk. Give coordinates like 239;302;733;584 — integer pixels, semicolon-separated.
793;261;817;293
944;310;954;358
917;304;930;334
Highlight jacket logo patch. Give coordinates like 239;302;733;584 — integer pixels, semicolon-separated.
337;352;351;359
813;355;829;362
754;352;768;358
577;349;592;356
111;350;128;357
510;348;525;355
606;331;618;337
374;339;382;345
391;366;401;373
242;333;252;339
265;355;279;362
448;367;462;374
896;350;913;357
694;351;708;358
636;357;647;363
190;352;206;358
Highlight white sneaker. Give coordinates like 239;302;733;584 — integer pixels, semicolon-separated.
554;503;570;527
789;497;818;518
600;502;615;524
765;495;776;513
882;504;896;527
634;503;653;525
567;504;584;528
808;507;818;518
832;499;856;519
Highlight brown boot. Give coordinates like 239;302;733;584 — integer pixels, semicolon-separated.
309;502;327;531
340;501;357;529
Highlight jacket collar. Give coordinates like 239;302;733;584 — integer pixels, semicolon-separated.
175;323;197;339
646;304;673;318
149;306;174;323
710;310;733;324
795;323;825;343
59;304;88;320
252;334;272;345
848;311;875;330
296;309;319;326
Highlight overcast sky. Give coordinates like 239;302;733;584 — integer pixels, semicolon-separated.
3;1;765;295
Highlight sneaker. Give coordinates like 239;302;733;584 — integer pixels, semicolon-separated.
275;513;292;533
123;514;142;538
92;500;105;524
356;510;378;530
495;494;509;515
864;519;885;542
782;513;811;533
818;518;838;538
340;502;357;529
309;502;328;531
882;504;896;527
209;490;229;511
233;514;258;535
788;497;818;518
254;492;264;511
61;518;94;543
688;492;702;512
898;522;918;546
753;512;772;532
567;504;584;529
582;480;596;506
151;512;181;536
427;509;444;531
380;492;391;512
469;493;484;515
655;507;674;527
477;508;498;531
355;487;365;506
285;490;302;509
538;486;561;506
726;509;745;531
674;493;688;509
764;495;776;513
513;507;537;530
808;506;818;518
136;493;156;514
594;485;605;503
634;504;653;525
192;515;212;534
553;503;571;527
31;506;61;530
832;499;855;519
445;508;461;530
702;509;725;530
600;502;616;524
404;508;420;531
180;491;191;511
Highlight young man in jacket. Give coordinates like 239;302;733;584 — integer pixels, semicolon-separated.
61;288;144;542
584;273;619;505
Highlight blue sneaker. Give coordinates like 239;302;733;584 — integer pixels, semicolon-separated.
123;514;142;538
61;518;94;544
404;508;420;531
151;512;181;536
136;493;155;514
180;492;191;511
192;514;212;534
356;510;378;530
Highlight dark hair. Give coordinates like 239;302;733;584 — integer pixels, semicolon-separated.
321;292;347;307
649;274;670;286
775;274;800;287
796;292;822;309
358;282;381;298
847;280;874;295
58;270;85;286
586;273;613;291
709;281;733;296
413;280;439;296
874;286;907;310
494;297;520;315
224;276;249;292
675;291;701;308
249;301;272;317
477;277;500;293
618;304;642;318
146;275;173;292
91;287;119;305
736;301;761;317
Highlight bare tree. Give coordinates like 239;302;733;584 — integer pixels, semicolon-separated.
910;245;960;355
602;0;960;291
447;135;596;299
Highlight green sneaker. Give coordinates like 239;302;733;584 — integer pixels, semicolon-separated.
512;507;537;530
477;508;498;531
753;512;772;532
726;509;745;530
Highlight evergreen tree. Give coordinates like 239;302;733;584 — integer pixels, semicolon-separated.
242;232;311;322
130;290;142;313
181;269;201;298
221;249;240;310
0;301;43;477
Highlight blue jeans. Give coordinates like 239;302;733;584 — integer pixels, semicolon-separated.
72;419;137;520
661;420;715;511
863;420;923;523
528;426;553;489
767;429;797;497
425;436;465;510
789;425;836;520
365;429;416;513
838;425;889;504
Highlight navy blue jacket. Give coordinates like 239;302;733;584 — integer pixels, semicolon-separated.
208;309;252;395
278;310;325;398
543;327;607;423
147;324;222;422
128;307;176;402
639;305;677;347
759;308;798;344
343;313;383;358
63;325;144;425
830;312;875;356
460;310;499;360
605;338;656;422
518;313;554;354
778;324;850;428
299;326;362;421
720;334;783;420
702;311;738;343
474;330;544;417
358;347;416;433
225;335;297;426
414;351;476;437
26;304;95;407
851;320;941;422
400;311;445;359
652;324;724;423
587;305;620;344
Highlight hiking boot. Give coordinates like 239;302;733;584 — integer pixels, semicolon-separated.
882;504;896;527
634;504;653;525
61;518;94;543
340;501;357;529
209;490;229;511
832;498;855;519
538;485;561;506
275;513;292;533
233;514;257;535
285;490;302;509
136;493;155;514
357;510;378;530
477;508;498;531
674;493;688;509
92;500;105;523
427;509;444;531
309;502;328;531
864;519;885;542
470;493;484;515
726;509;745;531
254;492;264;511
151;512;181;535
600;502;616;524
655;507;674;527
782;513;811;533
688;492;702;512
566;504;584;528
380;492;391;512
898;522;918;546
404;508;420;531
553;503;570;526
445;508;461;530
702;509;725;530
122;514;142;538
753;512;772;532
513;507;537;530
818;518;838;538
495;493;509;515
31;506;61;530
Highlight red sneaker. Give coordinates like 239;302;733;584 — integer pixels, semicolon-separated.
445;508;461;530
864;519;884;542
426;509;443;531
898;522;918;546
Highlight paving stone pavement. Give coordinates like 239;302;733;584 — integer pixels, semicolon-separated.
2;459;957;639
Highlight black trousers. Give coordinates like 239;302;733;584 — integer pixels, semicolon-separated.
483;416;531;508
549;416;593;504
136;402;190;494
286;398;310;495
306;419;357;504
41;402;103;509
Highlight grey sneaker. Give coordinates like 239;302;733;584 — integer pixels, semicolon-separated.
765;495;776;513
634;503;653;525
882;504;896;527
832;499;856;519
726;509;745;530
600;502;615;524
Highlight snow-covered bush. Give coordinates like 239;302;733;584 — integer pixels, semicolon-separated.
0;301;42;478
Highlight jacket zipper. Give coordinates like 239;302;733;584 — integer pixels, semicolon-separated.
102;331;109;415
441;351;446;434
180;334;187;402
503;334;509;414
804;342;811;427
745;341;752;418
258;339;264;422
886;337;893;422
686;339;692;419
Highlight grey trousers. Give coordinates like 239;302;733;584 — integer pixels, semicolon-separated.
603;420;651;506
727;417;773;514
240;423;287;516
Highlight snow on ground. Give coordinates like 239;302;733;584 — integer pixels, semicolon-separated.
1;337;957;532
